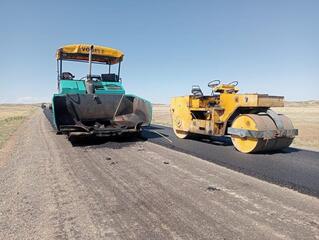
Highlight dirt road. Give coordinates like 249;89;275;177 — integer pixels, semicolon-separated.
0;109;318;240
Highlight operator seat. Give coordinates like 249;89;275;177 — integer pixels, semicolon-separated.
61;72;75;80
101;74;119;82
191;85;204;97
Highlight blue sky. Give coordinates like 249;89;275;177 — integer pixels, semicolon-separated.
0;0;318;103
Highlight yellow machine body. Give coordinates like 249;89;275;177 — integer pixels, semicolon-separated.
170;82;298;153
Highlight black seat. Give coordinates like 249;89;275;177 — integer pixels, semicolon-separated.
191;85;204;97
101;74;119;82
61;72;75;80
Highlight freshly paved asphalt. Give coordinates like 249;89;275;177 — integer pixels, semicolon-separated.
142;125;319;198
43;109;319;198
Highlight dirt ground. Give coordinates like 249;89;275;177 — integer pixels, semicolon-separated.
0;108;318;239
0;104;37;148
152;101;319;151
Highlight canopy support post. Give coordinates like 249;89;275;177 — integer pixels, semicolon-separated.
88;45;93;77
59;59;62;78
118;61;121;80
86;45;94;94
59;59;63;90
57;60;60;90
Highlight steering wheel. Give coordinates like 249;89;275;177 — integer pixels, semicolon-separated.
227;81;238;86
207;80;221;88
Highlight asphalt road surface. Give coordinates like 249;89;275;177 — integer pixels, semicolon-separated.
0;109;318;239
142;125;319;198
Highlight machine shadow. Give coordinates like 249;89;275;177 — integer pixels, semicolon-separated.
70;133;146;148
253;147;301;155
198;136;301;155
192;135;233;146
188;132;300;155
144;125;167;130
140;128;171;139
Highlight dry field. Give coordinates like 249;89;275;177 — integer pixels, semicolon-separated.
0;102;317;151
275;101;319;150
152;101;319;151
0;104;37;148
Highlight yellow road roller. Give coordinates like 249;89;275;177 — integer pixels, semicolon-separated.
170;80;298;153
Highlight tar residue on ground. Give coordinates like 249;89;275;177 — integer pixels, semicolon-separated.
207;186;221;192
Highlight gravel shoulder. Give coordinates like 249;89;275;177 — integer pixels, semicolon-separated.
0;109;318;240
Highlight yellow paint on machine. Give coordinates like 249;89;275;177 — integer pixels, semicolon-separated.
56;44;124;64
170;82;297;153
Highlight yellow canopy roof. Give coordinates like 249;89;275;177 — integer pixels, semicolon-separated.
56;44;124;64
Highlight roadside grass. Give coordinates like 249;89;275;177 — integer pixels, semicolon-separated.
152;102;319;151
0;105;37;148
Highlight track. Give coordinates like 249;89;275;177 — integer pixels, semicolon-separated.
0;109;318;239
142;125;319;198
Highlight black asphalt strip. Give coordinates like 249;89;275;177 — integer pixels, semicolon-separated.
43;109;319;198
